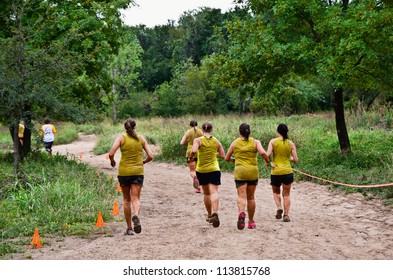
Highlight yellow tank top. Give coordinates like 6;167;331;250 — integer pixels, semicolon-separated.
118;134;144;176
196;136;220;173
186;127;203;157
233;137;259;181
271;137;292;175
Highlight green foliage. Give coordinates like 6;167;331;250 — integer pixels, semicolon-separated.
152;82;182;117
102;29;143;123
0;152;117;242
0;128;12;150
117;90;152;119
93;122;122;155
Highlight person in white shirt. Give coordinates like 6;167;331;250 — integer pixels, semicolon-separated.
39;118;56;154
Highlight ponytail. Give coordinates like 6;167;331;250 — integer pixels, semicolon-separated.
239;123;251;141
190;120;197;132
277;123;289;141
124;118;139;141
202;122;212;132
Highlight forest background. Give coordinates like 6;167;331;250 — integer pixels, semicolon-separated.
0;0;393;257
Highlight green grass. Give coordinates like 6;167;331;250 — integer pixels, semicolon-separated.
0;151;118;258
0;127;12;151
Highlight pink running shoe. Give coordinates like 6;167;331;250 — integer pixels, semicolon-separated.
248;221;256;229
237;212;246;230
195;188;201;193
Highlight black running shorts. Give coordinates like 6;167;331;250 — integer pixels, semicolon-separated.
196;171;221;186
118;175;144;187
270;173;294;188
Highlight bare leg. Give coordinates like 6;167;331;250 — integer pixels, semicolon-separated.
209;184;219;213
130;184;142;216
272;185;282;209
202;185;212;216
189;161;197;179
246;185;257;222
121;185;132;229
236;184;247;214
282;184;291;216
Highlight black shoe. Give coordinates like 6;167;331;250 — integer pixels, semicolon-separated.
276;209;283;219
132;215;142;234
212;213;220;228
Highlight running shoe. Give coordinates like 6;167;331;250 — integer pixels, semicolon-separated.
124;228;134;235
193;176;199;189
212;212;220;228
283;215;290;222
248;221;256;229
206;216;213;224
132;215;142;234
237;211;246;230
276;209;283;219
195;188;201;193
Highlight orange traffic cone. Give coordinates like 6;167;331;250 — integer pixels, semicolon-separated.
116;182;122;192
96;211;105;227
31;228;41;249
112;201;120;216
79;152;83;159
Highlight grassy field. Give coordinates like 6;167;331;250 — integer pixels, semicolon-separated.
91;112;393;200
0;111;392;257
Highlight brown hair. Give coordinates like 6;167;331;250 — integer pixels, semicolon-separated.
239;123;251;141
124;118;138;141
190;120;198;132
277;123;289;141
202;122;213;133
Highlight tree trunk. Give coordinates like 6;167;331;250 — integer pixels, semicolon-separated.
22;126;32;156
112;98;117;125
9;124;21;174
21;117;32;156
111;69;117;125
334;87;351;155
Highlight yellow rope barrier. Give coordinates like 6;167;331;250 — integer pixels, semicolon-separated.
292;168;393;188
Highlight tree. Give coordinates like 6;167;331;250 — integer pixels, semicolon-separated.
217;0;393;155
133;24;176;91
0;0;135;173
174;8;226;65
103;29;143;124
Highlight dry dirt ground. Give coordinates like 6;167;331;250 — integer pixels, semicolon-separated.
12;134;393;260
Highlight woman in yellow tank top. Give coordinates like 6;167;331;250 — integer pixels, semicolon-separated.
225;123;271;230
180;120;203;193
109;119;154;235
267;124;298;222
189;122;225;228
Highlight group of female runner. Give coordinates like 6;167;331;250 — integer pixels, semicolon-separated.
109;118;298;235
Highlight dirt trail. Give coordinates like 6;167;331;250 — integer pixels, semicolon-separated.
15;134;393;260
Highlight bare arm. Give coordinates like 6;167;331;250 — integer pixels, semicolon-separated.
216;140;225;159
266;139;274;157
141;136;154;164
290;141;298;163
224;142;235;162
108;136;123;167
266;139;275;168
254;140;270;164
180;130;189;145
